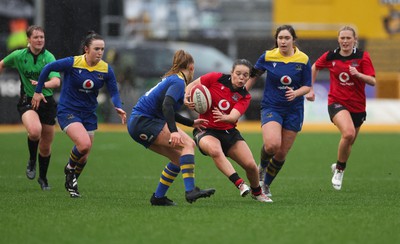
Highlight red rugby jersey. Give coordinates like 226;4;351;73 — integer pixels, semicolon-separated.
314;48;375;113
199;72;251;130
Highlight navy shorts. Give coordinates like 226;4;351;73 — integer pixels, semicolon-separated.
17;95;57;125
328;103;366;128
127;114;165;148
57;109;98;132
260;107;304;132
193;128;244;156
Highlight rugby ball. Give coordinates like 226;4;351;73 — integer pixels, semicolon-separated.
190;84;212;114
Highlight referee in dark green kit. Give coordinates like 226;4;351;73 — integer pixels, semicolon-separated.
0;25;61;190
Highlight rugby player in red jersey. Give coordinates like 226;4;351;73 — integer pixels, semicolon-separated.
186;59;272;203
306;26;376;190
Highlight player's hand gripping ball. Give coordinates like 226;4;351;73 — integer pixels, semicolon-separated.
190;84;212;114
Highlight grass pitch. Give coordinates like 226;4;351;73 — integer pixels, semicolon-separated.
0;130;399;244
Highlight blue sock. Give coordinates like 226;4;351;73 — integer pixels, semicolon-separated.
260;145;273;168
155;162;180;198
180;154;195;192
264;158;285;186
68;145;84;169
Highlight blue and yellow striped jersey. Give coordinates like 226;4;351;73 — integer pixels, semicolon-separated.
254;47;311;110
132;73;186;120
36;55;122;113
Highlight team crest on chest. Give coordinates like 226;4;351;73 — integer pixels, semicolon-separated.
351;61;359;67
83;79;94;89
232;93;240;102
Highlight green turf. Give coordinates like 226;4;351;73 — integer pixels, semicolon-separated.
0;131;399;244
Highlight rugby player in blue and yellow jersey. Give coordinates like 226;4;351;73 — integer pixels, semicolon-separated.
246;25;311;197
128;50;215;206
32;31;126;198
0;25;60;190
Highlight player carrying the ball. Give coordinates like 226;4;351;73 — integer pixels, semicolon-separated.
186;59;272;203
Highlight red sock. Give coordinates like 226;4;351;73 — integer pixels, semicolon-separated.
234;178;244;188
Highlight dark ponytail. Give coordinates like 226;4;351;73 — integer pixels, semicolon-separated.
232;59;253;72
80;30;103;54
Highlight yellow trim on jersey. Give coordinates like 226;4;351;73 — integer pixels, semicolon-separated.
177;73;185;81
73;55;108;72
265;47;309;64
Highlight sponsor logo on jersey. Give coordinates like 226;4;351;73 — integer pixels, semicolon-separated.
82;79;94;89
280;75;292;85
218;99;230;111
23;70;40;79
339;72;350;83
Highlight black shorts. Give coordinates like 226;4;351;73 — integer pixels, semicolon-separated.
17;95;57;125
193;128;244;156
328;103;366;128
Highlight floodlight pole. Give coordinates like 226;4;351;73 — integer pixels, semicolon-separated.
34;0;44;28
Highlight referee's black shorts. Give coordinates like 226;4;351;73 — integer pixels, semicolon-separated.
17;95;57;125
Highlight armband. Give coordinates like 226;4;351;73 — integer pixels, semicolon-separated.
250;67;265;78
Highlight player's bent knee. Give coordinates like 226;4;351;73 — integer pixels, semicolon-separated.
184;138;196;149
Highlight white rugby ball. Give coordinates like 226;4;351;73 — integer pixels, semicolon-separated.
190;84;212;114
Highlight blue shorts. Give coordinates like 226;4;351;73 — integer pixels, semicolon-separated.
127;114;165;148
57;109;98;132
261;107;304;132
